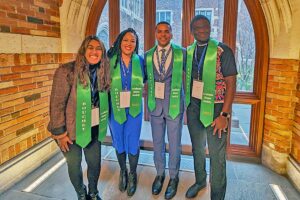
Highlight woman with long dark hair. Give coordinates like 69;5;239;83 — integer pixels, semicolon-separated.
107;28;145;197
48;35;110;200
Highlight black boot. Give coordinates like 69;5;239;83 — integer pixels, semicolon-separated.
127;152;139;196
127;172;137;196
119;169;128;192
116;151;128;192
128;152;139;174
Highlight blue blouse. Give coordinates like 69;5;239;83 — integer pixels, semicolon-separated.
120;55;146;91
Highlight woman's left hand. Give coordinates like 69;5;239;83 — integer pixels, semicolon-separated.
57;135;73;152
211;116;228;138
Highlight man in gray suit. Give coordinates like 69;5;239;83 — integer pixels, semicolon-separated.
145;21;186;200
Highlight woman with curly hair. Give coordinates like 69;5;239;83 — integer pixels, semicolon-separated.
107;28;145;197
48;35;110;200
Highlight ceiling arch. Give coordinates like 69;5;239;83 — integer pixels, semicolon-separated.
59;0;96;52
260;0;298;57
59;0;299;58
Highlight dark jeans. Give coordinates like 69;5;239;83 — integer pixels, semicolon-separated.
187;102;227;200
61;126;101;195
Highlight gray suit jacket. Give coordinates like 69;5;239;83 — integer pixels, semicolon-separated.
145;45;186;118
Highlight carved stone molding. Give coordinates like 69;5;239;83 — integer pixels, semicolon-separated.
260;0;293;53
60;0;94;52
58;0;64;7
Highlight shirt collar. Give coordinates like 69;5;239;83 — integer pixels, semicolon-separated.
197;42;208;47
89;62;100;70
157;43;171;52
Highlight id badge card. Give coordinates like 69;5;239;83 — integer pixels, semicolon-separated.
120;91;131;108
155;82;165;99
91;107;99;127
192;79;204;99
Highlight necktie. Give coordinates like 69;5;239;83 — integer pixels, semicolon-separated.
160;48;166;75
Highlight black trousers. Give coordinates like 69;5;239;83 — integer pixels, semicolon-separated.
62;126;101;195
187;102;227;200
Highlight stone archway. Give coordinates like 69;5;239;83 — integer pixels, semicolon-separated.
59;0;105;52
58;0;300;191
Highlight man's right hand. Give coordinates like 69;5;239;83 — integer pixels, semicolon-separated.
57;135;73;152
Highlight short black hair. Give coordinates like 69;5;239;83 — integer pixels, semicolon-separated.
190;15;211;31
155;21;172;31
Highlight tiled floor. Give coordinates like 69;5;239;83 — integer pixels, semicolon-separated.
1;146;299;200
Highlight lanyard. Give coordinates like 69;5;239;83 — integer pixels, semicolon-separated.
194;45;207;80
120;58;132;90
155;47;171;78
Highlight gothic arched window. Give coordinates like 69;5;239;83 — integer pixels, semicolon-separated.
88;0;269;157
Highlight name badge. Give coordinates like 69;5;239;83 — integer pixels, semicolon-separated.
91;107;99;127
192;79;204;99
120;91;131;108
155;82;165;99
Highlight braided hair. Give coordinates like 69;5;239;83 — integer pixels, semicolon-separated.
107;28;139;69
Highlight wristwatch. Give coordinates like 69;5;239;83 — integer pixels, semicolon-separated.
220;111;231;118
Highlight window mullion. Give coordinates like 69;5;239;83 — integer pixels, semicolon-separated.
109;0;120;46
182;0;195;47
223;0;238;52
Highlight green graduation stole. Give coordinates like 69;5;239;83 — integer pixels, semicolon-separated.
146;43;183;119
186;39;219;127
110;54;143;124
76;76;109;148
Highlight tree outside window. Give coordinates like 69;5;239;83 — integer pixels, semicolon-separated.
235;0;255;92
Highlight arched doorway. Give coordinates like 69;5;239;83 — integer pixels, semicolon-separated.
85;0;269;158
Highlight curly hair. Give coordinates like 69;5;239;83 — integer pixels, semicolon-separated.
107;28;139;69
75;35;110;91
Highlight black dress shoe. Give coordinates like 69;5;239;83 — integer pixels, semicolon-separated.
164;177;179;200
77;186;88;200
185;182;207;198
127;172;137;196
78;194;87;200
152;173;165;195
88;193;102;200
119;169;128;192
